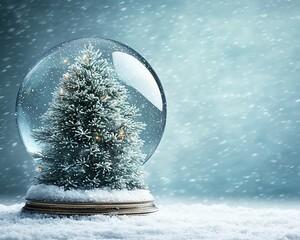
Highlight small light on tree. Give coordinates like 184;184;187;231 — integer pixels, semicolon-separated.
118;129;126;140
102;95;110;101
82;54;88;61
95;134;101;142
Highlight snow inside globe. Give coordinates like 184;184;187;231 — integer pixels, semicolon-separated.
16;38;166;214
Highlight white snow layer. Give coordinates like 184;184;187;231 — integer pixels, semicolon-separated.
0;203;300;240
26;184;154;202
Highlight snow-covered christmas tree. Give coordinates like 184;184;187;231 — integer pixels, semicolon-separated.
33;44;147;191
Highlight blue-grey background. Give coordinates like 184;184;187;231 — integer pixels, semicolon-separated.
0;0;299;202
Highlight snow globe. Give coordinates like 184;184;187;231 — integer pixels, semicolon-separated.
16;38;166;215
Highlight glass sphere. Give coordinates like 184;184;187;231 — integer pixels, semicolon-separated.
16;38;166;164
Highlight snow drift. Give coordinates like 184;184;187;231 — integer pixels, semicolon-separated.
26;184;154;203
0;202;300;240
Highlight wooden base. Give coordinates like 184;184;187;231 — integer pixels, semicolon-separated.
23;200;158;215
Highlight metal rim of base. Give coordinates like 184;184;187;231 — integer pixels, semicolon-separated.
23;200;158;215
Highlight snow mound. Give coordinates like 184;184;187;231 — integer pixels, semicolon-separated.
0;202;300;240
26;184;154;203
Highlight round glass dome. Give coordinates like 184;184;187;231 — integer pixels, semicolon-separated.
16;38;166;164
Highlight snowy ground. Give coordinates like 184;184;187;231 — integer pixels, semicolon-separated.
1;202;300;240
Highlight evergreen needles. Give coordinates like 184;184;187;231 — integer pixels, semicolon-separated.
33;44;146;190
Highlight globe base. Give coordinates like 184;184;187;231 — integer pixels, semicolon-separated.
23;200;158;215
23;184;157;215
